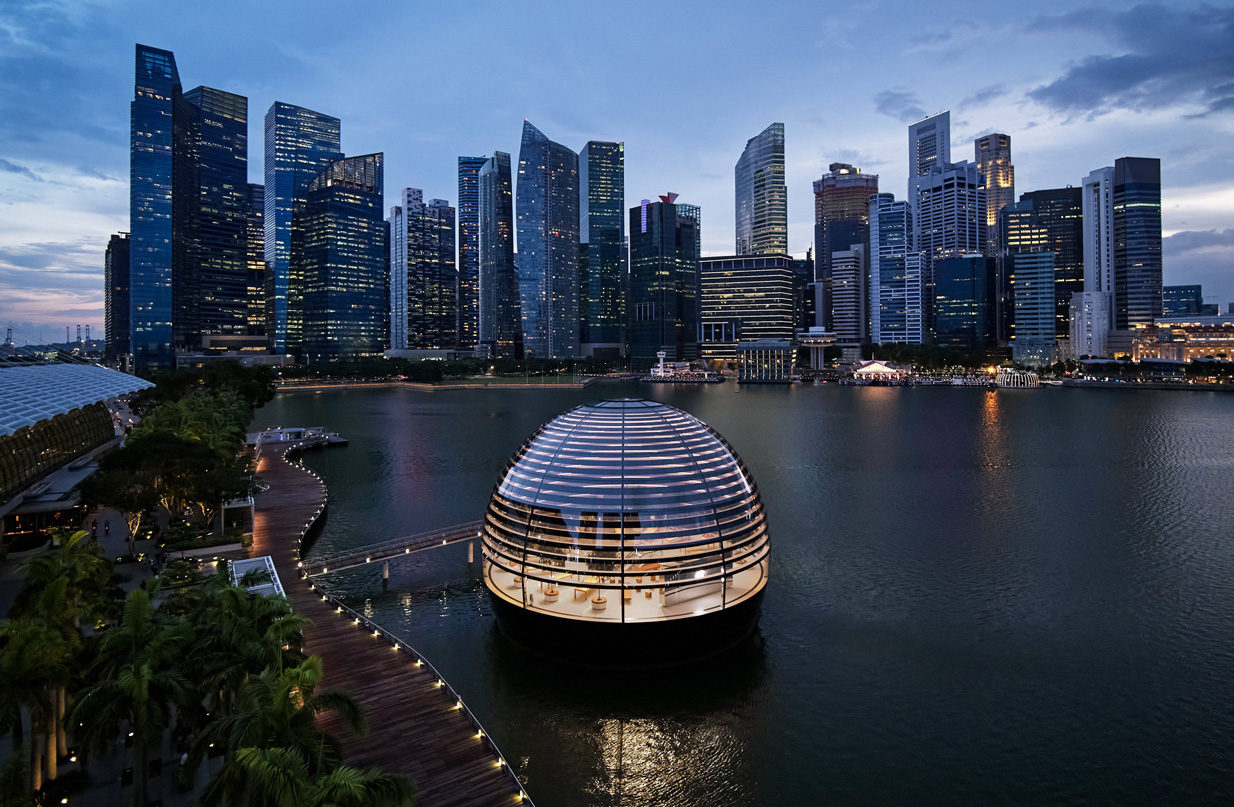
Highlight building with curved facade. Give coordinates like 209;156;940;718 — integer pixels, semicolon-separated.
481;399;770;662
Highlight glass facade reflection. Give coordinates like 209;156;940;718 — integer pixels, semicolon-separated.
482;399;770;625
1113;157;1162;330
628;197;701;366
104;233;130;363
579;141;625;356
388;189;456;349
457;156;487;351
734;123;787;256
478;152;522;359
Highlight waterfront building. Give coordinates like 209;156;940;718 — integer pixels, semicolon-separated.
104;233;130;364
974;133;1014;259
389;189;457;350
934;255;997;348
829;246;866;348
579;141;625;359
1162;285;1202;317
1010;251;1057;366
516;120;580;358
736;339;795;383
481;399;769;660
869;193;924;344
790;251;815;333
1132;314;1234;361
911;160;985;341
628;195;701;366
457;156;487;351
813;163;878;339
1072;166;1117;358
1070;291;1111;358
477;152;522;359
1002;188;1083;345
735;123;787;255
909;111;950;179
698;255;794;365
1113;157;1163;330
246;184;268;340
264;101;342;355
296;153;386;364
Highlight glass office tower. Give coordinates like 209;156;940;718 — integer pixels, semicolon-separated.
516;121;580;358
478;152;522;359
389;189;457;349
735;123;787;256
296;154;386;364
264;102;342;355
457;156;487;351
104;233;130;363
934;255;997;348
1113;157;1162;329
628;195;701;366
579;141;625;358
246;184;267;338
869;193;923;344
975;133;1014;259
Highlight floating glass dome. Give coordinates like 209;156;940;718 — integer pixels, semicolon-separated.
482;399;769;650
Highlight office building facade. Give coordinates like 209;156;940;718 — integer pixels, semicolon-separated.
629;195;701;366
735;123;787;255
246;184;268;340
579;141;625;358
104;233;130;363
389;189;457;350
1162;285;1203;317
934;255;997;348
478;152;522;359
1113;157;1163;330
264;102;342;355
1002;189;1083;344
1010;251;1057;365
516;121;580;358
698;255;795;364
296;154;386;364
909;111;950;179
974;134;1014;259
457;156;487;351
911;161;985;341
813;163;878;339
869;194;923;344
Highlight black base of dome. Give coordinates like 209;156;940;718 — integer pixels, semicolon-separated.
488;588;765;668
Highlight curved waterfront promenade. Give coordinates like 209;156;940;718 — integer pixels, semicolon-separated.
250;441;531;806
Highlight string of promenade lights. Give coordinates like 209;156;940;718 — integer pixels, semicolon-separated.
276;439;534;804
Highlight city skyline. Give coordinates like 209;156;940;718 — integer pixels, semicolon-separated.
1;0;1232;339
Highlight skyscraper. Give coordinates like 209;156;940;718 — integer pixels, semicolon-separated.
812;163;879;338
911;161;985;341
516;120;580;358
1009;251;1057;366
1162;285;1203;317
264;102;342;355
974;133;1014;260
104;233;130;363
129;44;190;373
934;255;997;348
389;188;457;350
1018;188;1083;341
1070;166;1117;358
869;193;923;344
628;194;701;365
909;111;950;179
245;184;267;340
478;152;522;359
296;154;386;364
698;255;795;365
579;141;625;359
735;123;787;255
457;156;487;351
1113;157;1162;330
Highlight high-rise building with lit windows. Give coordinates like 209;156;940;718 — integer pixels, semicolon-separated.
457;156;487;351
296;154;386;364
104;233;130;363
735;123;787;255
389;189;456;350
813;163;878;339
478;152;522;359
516;120;580;358
264;102;341;355
579;141;625;358
628;194;701;365
909;111;950;179
911;161;985;341
698;255;794;364
974;134;1014;257
1113;157;1162;329
245;184;267;339
869;193;923;344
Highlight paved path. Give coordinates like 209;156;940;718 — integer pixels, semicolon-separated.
251;442;530;807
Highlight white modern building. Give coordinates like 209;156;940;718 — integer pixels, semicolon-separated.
869;193;924;344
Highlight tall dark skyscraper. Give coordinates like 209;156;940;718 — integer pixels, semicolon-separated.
1162;285;1203;317
478;152;522;359
457;156;487;351
129;44;190;373
516;121;580;358
264;102;342;355
389;188;457;350
246;184;268;339
934;255;997;348
183;86;249;346
1019;188;1083;341
735;123;787;255
628;194;701;366
296;154;386;364
911;161;985;342
579;141;625;359
813;163;878;339
104;233;130;363
1113;157;1163;330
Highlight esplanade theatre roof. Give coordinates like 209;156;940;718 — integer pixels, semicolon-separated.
0;364;153;437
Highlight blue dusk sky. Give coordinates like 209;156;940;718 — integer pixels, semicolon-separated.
1;0;1232;341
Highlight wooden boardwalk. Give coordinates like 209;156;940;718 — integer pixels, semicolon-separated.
251;443;530;807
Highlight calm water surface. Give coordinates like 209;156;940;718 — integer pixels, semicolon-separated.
252;383;1234;805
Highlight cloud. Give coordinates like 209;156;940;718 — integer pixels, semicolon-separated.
873;89;926;123
0;158;42;181
962;84;1007;108
1163;229;1234;300
1028;3;1234;117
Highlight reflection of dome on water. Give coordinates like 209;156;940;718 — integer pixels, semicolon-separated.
482;399;770;662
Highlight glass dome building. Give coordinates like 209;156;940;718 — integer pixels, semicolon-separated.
482;399;770;661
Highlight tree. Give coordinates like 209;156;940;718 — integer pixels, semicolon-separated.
229;746;413;807
70;586;191;807
0;613;73;792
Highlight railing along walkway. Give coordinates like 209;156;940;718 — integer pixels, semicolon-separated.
301;521;483;578
251;441;532;806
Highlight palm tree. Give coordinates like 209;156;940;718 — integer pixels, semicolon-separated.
230;746;413;807
195;657;366;807
0;613;73;792
69;586;191;807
